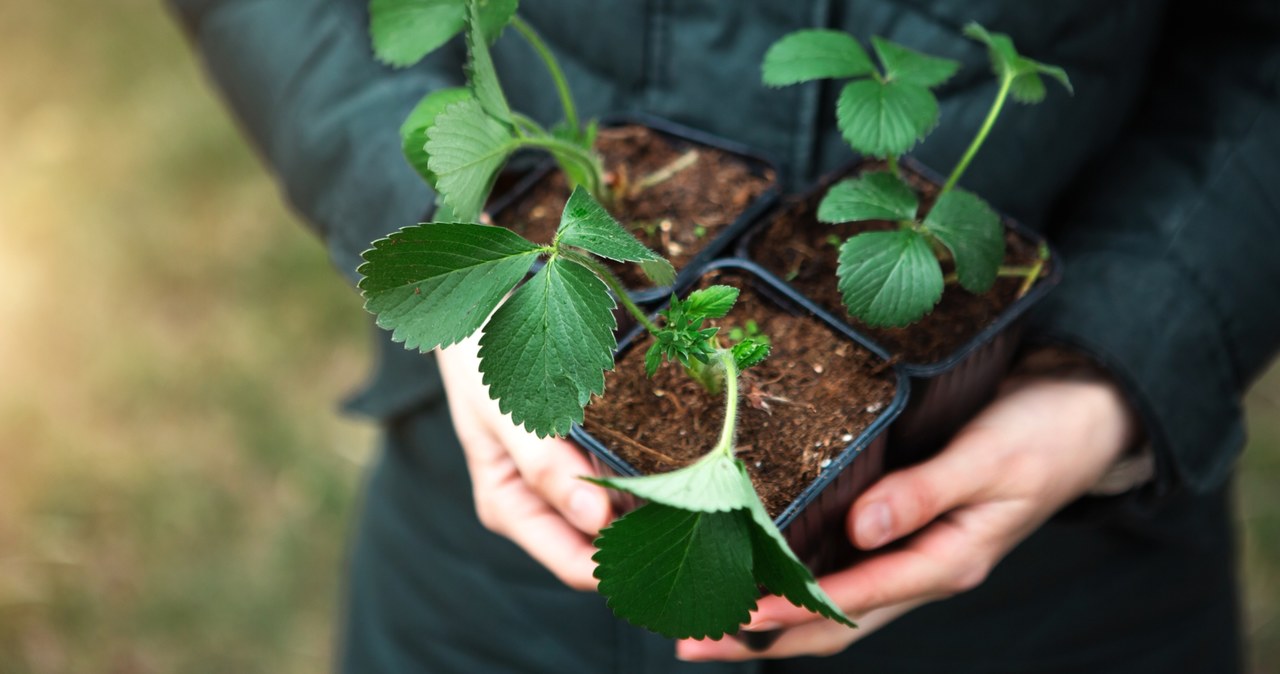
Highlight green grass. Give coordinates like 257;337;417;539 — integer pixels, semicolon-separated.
0;1;1276;672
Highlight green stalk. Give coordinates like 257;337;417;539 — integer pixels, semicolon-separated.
511;17;579;133
887;154;900;178
559;250;658;334
711;349;739;458
521;136;607;198
939;72;1014;196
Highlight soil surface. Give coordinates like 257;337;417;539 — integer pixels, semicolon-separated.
493;125;773;287
747;160;1044;365
582;270;898;518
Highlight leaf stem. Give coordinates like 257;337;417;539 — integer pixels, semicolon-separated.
887;154;900;178
520;136;608;200
712;349;739;458
939;72;1013;197
560;249;659;334
511;112;547;136
511;16;580;134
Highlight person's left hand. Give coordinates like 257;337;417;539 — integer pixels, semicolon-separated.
676;373;1138;661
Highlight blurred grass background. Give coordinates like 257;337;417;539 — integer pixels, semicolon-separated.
0;1;1276;672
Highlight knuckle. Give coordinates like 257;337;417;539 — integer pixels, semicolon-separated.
948;562;991;595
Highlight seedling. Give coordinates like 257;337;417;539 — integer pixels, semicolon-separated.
372;0;607;221
763;23;1071;327
359;187;853;638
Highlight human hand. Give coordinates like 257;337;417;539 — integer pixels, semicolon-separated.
437;334;612;590
677;373;1138;660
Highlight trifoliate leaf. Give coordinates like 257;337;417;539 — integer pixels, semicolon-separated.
761;30;875;86
962;22;1072;103
478;256;616;437
464;0;512;123
401;87;474;185
683;286;739;321
555;187;675;286
593;504;758;639
369;0;516;67
871;36;959;88
589;451;759;513
731;338;771;371
426;98;517;222
358;223;541;351
922;189;1004;294
744;498;855;628
817;171;919;224
836;79;938;158
369;0;467;68
837;229;943;327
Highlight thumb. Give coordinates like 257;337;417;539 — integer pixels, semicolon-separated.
848;427;1000;550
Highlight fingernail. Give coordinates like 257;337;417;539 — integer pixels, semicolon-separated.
744;619;781;632
857;502;892;549
569;486;605;530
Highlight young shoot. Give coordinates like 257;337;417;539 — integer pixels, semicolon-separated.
359;185;853;639
762;23;1071;328
372;0;608;222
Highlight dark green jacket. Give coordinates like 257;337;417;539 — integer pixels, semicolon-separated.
169;1;1279;671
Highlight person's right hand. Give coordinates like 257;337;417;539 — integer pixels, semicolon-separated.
437;334;612;591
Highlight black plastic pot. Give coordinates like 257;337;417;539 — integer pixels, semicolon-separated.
486;113;781;305
736;157;1062;466
569;259;909;576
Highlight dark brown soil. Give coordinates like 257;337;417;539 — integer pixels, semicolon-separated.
748;160;1044;365
493;125;774;287
582;271;897;517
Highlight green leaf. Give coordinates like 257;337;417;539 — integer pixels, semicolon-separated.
761;30;875;87
369;0;515;67
358;223;542;351
817;171;919;223
400;88;474;185
369;0;467;68
743;499;855;628
837;229;943;327
731;338;771;371
555;188;676;286
871;36;959;88
683;286;739;321
478;256;616;437
474;0;518;41
589;451;759;513
465;0;512;123
426;98;517;222
593;504;758;639
922;189;1004;294
836;79;938;158
644;342;663;378
963;22;1072;103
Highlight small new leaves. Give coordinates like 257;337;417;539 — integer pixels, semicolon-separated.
731;339;771;372
837;229;943;327
370;0;518;68
963;23;1073;104
763;30;959;158
645;293;721;377
401;87;473;185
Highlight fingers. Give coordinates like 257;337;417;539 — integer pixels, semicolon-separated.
677;602;918;661
847;424;1002;550
458;418;602;590
490;417;612;536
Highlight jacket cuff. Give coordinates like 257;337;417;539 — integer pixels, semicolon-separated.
1027;248;1246;501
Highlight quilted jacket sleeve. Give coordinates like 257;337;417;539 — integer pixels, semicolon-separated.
166;0;461;285
1029;0;1280;502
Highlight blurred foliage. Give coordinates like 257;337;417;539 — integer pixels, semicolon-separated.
0;0;1276;672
